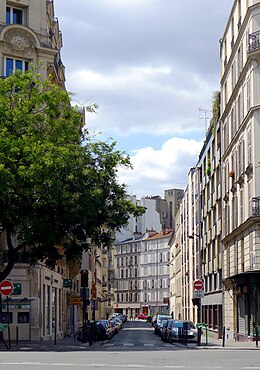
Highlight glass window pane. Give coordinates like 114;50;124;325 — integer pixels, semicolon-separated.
6;58;14;77
15;60;23;71
6;7;11;24
13;8;23;24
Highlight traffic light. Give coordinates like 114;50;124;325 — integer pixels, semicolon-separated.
80;270;88;288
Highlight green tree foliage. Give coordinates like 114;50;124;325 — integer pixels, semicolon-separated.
211;90;220;134
0;71;145;280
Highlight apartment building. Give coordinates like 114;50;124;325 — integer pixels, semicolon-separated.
0;0;65;86
116;195;162;243
140;230;172;315
114;237;142;318
114;229;172;318
195;122;223;338
220;0;260;340
168;215;182;320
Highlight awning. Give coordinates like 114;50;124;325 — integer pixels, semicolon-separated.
1;297;35;305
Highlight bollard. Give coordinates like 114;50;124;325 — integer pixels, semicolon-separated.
197;326;202;346
222;326;225;347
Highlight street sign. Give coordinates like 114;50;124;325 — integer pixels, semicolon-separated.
63;279;72;288
12;283;22;295
194;279;204;291
194;290;204;298
0;280;14;296
69;295;81;305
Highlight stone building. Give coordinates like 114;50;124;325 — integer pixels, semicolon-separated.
0;0;82;341
220;0;260;340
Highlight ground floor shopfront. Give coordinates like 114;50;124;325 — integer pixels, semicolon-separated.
1;264;75;341
224;272;260;341
201;292;223;339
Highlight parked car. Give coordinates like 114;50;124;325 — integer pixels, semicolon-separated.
110;317;123;332
151;316;157;327
169;320;198;343
109;319;118;336
161;319;175;342
137;313;149;320
97;320;114;339
154;315;172;335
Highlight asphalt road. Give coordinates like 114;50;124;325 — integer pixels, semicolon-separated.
0;321;259;370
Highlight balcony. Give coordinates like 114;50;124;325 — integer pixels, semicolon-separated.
248;30;260;52
252;197;260;217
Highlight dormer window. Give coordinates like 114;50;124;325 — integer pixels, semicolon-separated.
6;6;23;25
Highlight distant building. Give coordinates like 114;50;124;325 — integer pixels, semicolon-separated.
140;229;172;315
164;189;184;229
113;229;172;317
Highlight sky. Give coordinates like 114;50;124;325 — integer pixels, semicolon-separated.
55;0;233;198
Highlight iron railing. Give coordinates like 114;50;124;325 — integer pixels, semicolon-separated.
248;30;260;52
252;196;260;217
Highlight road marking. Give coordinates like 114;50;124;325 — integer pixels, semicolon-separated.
143;343;154;346
0;363;186;368
123;342;134;346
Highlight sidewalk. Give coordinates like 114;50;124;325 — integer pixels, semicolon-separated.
0;335;101;352
175;335;260;350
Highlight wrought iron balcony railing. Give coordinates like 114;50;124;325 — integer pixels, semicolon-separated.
252;196;260;217
248;30;260;52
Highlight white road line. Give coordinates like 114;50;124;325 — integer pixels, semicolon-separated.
143;343;154;346
123;342;134;346
0;364;185;369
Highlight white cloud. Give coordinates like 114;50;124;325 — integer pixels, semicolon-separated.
55;0;232;197
118;137;203;197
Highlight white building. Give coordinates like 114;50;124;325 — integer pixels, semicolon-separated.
220;0;260;341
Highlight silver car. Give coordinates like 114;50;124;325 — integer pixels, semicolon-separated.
169;320;198;343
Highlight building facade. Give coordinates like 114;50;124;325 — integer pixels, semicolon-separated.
220;0;260;340
0;0;69;342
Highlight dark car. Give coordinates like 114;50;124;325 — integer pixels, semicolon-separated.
98;320;114;339
161;319;175;342
95;320;112;340
154;315;172;335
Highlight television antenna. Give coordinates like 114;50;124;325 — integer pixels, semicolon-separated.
199;108;212;133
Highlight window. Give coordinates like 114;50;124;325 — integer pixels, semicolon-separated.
18;312;29;323
6;6;23;25
1;312;13;324
4;58;29;77
247;126;252;166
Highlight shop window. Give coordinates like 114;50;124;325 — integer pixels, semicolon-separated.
1;312;13;324
18;312;29;323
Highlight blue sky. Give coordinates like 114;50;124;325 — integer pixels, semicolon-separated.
55;0;233;197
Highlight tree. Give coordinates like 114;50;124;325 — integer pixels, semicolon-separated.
0;70;145;281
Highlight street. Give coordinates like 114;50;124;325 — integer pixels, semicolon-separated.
0;321;259;370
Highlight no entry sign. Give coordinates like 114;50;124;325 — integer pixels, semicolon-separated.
194;279;204;291
0;280;14;296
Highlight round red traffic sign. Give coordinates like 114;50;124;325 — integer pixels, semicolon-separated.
194;279;204;291
0;280;14;296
